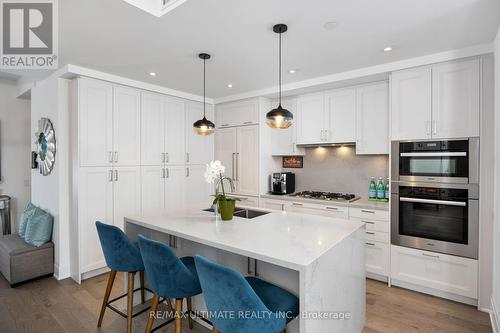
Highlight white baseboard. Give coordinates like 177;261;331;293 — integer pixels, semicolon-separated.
491;296;500;333
53;263;71;280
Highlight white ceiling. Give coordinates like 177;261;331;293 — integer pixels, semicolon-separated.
1;0;499;98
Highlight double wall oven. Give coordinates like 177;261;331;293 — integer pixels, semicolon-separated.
391;138;479;259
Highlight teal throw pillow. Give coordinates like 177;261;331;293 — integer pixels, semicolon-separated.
24;207;53;247
18;202;37;239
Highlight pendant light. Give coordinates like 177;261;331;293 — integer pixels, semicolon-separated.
266;24;293;129
193;53;215;136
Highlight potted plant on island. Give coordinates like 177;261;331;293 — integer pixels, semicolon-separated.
204;160;239;221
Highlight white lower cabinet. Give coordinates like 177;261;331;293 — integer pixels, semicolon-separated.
112;166;141;230
165;166;186;210
364;241;390;278
260;198;285;211
391;245;478;300
284;201;349;219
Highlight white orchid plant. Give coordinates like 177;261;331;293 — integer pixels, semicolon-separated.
204;160;240;205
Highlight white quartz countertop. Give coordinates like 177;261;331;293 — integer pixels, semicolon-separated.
125;206;364;271
260;193;390;211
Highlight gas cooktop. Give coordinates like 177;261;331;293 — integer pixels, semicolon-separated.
289;191;360;203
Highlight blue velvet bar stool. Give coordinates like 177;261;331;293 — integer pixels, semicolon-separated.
138;235;203;333
95;221;151;333
194;255;299;333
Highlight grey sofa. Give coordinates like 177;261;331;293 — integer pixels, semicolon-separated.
0;234;54;286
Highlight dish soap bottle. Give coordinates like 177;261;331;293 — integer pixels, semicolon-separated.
369;177;377;200
377;177;385;200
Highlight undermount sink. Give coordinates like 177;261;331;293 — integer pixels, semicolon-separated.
203;207;270;219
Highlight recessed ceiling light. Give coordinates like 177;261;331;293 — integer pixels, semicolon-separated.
323;21;338;31
149;72;157;76
227;84;233;88
288;69;298;74
383;46;392;52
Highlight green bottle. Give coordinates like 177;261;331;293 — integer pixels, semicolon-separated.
384;178;390;201
377;177;385;199
369;177;377;199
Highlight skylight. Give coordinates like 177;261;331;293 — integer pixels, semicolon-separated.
121;0;187;17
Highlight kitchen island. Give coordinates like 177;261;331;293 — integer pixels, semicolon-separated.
124;206;365;333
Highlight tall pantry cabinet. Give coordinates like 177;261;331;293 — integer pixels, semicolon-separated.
71;77;214;283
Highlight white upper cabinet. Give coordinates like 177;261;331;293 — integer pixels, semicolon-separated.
325;87;356;143
270;98;305;156
356;82;389;155
141;92;165;165
78;78;113;167
432;59;480;139
215;127;238;185
390;67;432;140
185;101;214;165
391;58;480;140
164;97;186;165
216;99;259;128
236;125;260;195
113;86;141;166
296;92;326;144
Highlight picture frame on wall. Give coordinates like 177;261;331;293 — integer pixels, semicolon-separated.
283;156;303;168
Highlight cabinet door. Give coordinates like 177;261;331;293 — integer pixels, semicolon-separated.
141;166;165;214
78;167;113;273
185;102;215;165
215;127;237;184
356;83;389;154
365;241;389;277
78;78;113;167
165;166;186;210
165;97;186;165
390;67;432;140
113;166;141;230
296;93;325;144
141;93;165;165
216;99;259;128
236;126;259;195
270;98;305;156
432;59;480;139
185;165;214;207
325;88;356;142
113;86;141;166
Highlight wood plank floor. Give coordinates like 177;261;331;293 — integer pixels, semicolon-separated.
0;273;492;333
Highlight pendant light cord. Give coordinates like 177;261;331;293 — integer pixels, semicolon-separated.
203;57;206;117
278;30;282;106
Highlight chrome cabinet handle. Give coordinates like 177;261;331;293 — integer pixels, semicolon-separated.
292;203;303;206
161;153;165;163
108;152;113;163
114;170;118;181
232;153;236;180
365;242;376;246
361;220;375;224
422;252;439;259
361;209;375;214
162;168;165;179
108;170;113;182
166;168;169;178
186;167;190;177
325;206;338;210
235;153;239;180
113;152;118;163
366;231;375;235
165;153;169;163
186;153;190;163
243;121;253;125
324;129;328;141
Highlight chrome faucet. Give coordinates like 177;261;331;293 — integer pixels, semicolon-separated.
215;176;235;195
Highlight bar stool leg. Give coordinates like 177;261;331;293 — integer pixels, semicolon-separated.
174;298;183;333
280;329;287;333
127;272;135;333
145;294;160;333
187;297;193;329
211;328;220;333
97;270;117;327
140;271;146;304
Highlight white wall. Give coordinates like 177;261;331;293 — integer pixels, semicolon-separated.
0;79;31;229
493;26;500;331
31;77;71;280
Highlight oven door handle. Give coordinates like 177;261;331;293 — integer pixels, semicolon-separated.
399;197;466;207
399;152;467;157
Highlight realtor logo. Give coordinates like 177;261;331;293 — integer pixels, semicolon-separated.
1;0;58;69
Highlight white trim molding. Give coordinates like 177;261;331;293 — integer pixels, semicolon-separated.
492;296;500;333
214;43;493;104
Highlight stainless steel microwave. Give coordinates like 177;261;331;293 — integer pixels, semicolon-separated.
391;138;479;184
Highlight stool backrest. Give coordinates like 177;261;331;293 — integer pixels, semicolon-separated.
194;255;285;333
95;221;143;272
138;235;199;298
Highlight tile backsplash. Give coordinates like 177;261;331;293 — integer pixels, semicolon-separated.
278;146;389;197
